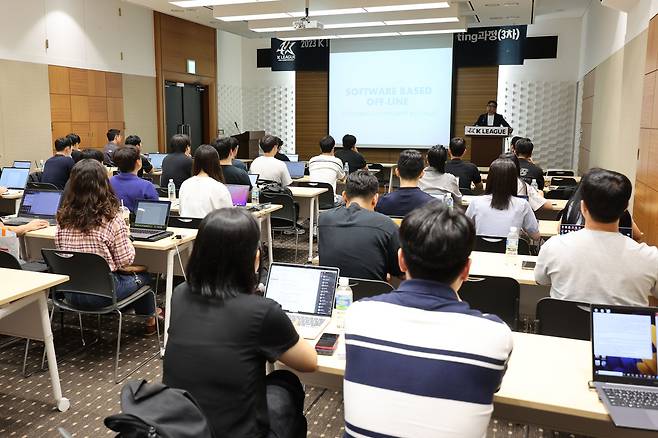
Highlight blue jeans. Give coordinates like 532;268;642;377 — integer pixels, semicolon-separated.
66;272;156;315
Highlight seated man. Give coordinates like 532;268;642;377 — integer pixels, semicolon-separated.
500;153;551;212
344;202;513;437
513;138;544;190
110;146;159;213
215;137;252;189
274;137;290;161
41;137;74;190
308;135;346;195
103;128;122;166
124;135;153;179
335;134;366;173
375;149;434;217
161;134;193;191
535;168;658;306
228;136;247;171
445;137;483;191
319;171;401;281
249;135;292;187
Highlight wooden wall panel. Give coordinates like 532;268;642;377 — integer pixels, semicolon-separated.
69;68;89;95
642;73;655;128
107;97;124;122
296;71;328;161
88;70;107;97
71;122;91;148
646;16;658;75
88;96;108;122
90;122;108;148
50;95;71;122
48;66;69;95
51;122;71;142
106;73;123;98
70;96;89;122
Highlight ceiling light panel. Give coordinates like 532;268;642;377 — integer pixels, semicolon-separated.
171;0;278;7
274;20;466;39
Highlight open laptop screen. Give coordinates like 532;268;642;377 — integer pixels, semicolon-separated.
265;263;339;317
560;223;633;239
147;153;167;170
592;305;658;387
12;161;31;169
227;185;250;207
285;161;305;179
19;189;62;218
0;167;30;189
248;174;259;187
134;200;170;230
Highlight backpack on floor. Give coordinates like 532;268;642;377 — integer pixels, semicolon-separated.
104;379;214;438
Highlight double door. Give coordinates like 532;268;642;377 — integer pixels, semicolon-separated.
165;81;205;152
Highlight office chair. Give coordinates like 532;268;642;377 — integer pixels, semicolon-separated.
459;275;520;330
348;277;395;302
26;182;58;190
535;297;591;341
259;191;300;260
550;177;578;187
168;216;202;229
292;181;337;210
474;236;532;255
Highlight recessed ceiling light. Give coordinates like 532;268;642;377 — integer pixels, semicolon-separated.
323;22;385;29
400;28;466;35
337;32;400;39
252;26;297;32
383;17;459;25
218;12;293;21
310;8;367;16
365;2;450;12
171;0;276;6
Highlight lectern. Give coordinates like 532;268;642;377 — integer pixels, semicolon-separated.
464;126;511;167
233;130;265;159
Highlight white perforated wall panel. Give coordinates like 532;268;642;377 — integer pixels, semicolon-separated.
242;86;296;154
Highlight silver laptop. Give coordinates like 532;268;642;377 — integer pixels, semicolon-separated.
0;167;30;192
591;304;658;430
2;188;63;226
248;173;259;187
147;153;168;171
12;160;31;170
130;200;173;242
265;263;339;339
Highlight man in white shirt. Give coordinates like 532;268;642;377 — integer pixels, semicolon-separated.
249;135;293;187
308;135;345;195
535;168;658;306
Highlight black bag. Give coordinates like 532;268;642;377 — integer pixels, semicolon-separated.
104;379;214;438
260;181;293;198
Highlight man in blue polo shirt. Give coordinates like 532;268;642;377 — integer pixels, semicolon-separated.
344;202;513;437
375;149;434;217
110;145;158;213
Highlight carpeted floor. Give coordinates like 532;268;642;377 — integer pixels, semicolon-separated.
0;231;583;437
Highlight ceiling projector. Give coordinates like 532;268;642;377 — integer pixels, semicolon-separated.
293;17;324;30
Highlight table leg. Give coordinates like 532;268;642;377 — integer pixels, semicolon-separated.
38;293;70;412
308;197;316;261
163;249;175;348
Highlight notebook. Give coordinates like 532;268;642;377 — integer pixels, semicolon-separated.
2;188;63;226
130;200;173;242
227;185;250;207
147;153;168;171
0;167;30;191
12;161;31;169
285;161;306;179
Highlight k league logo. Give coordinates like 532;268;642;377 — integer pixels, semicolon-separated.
276;41;296;62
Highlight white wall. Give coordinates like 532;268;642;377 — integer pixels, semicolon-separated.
0;0;155;77
217;32;296;153
497;17;582;169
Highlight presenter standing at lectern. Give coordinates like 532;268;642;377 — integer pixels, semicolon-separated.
474;100;513;133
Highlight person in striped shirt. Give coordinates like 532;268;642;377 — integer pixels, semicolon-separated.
344;201;514;438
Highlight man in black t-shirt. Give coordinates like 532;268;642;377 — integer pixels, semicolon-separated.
513;138;545;190
161;134;193;191
335;134;367;173
67;133;83;163
319;171;401;281
124;134;153;179
41;137;74;189
444;137;482;191
214;137;252;189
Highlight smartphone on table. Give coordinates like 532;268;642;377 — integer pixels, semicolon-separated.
315;333;340;356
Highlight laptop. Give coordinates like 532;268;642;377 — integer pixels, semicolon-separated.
147;153;168;171
248;173;259;187
227;184;250;207
287;154;299;162
2;188;63;226
12;161;31;169
265;263;339;339
130;200;174;242
560;223;633;239
285;161;306;179
591;304;658;430
0;167;30;192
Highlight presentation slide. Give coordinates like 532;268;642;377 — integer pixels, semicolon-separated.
330;38;453;149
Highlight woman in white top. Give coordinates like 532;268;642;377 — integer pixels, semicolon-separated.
179;145;233;219
466;158;540;239
418;145;462;203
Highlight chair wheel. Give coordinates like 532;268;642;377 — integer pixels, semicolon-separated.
57;397;70;412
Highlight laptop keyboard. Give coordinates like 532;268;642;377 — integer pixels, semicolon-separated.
288;314;325;327
130;228;158;237
603;388;658;410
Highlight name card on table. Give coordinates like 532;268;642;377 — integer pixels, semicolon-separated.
464;126;511;136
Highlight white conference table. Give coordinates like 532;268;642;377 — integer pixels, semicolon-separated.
279;328;651;438
469;251;538;285
289;186;328;261
1;268;70;412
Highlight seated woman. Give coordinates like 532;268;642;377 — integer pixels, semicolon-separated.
418;145;462;203
55;159;158;333
163;208;317;438
562;182;644;242
179;144;233;218
466;158;541;240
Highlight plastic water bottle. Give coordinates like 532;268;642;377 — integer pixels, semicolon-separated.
120;199;130;226
251;185;260;205
445;195;454;209
39;159;45;170
343;161;350;174
531;179;539;191
506;226;519;265
334;277;353;330
167;179;176;202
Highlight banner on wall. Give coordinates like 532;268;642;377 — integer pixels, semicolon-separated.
271;38;330;71
453;26;527;67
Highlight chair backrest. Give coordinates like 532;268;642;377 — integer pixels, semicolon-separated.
460;188;475;196
0;250;22;269
348;277;395;301
545;187;576;200
535;297;591;340
459;275;520;330
28;171;42;183
474;236;531;255
168;216;202;229
546;169;575;177
550;177;578;187
41;249;115;300
157;186;169;197
293;181;335;210
259;191;297;229
26;181;58;190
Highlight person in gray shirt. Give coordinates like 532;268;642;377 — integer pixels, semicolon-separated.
465;158;539;239
103;128;122;166
419;145;462;204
